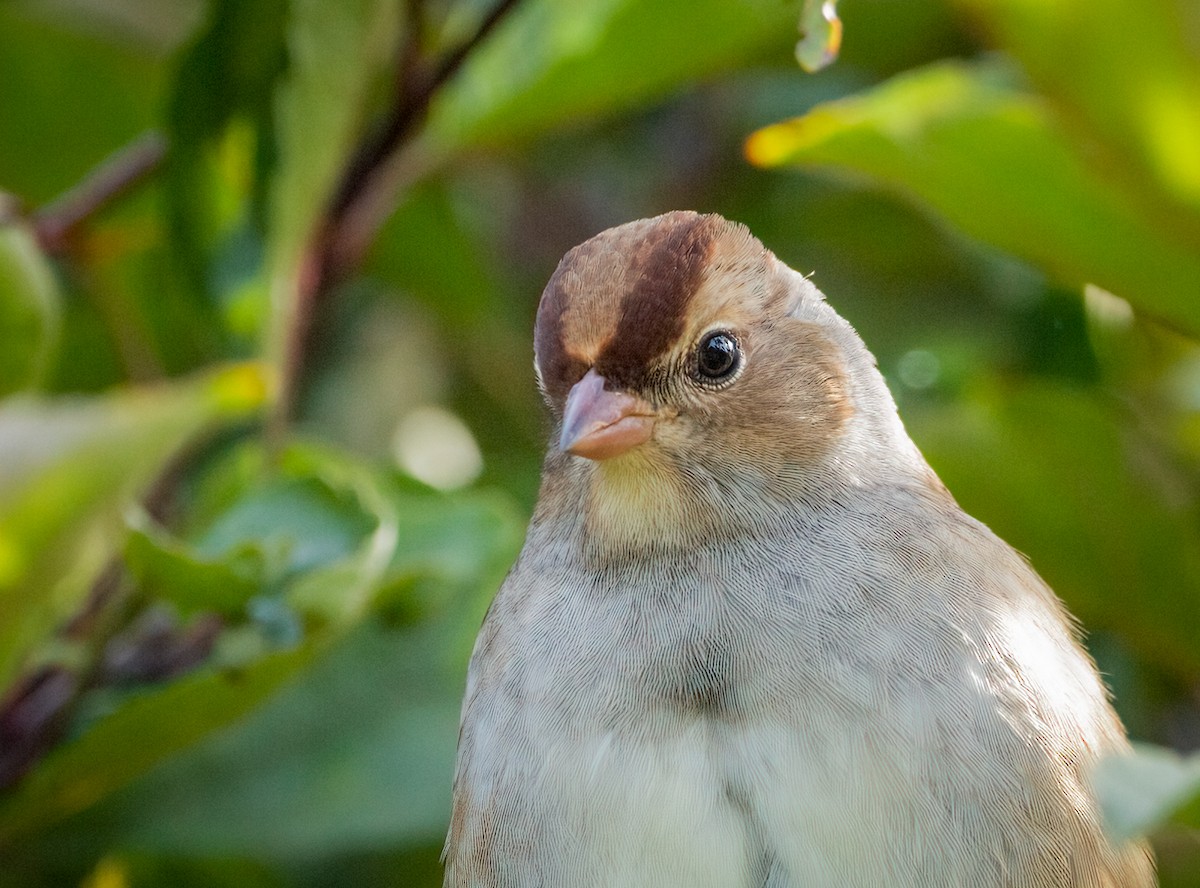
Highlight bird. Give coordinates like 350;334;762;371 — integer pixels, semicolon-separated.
443;211;1155;887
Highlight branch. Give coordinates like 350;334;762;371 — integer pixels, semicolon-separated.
328;0;519;234
328;0;428;224
272;0;523;431
32;132;167;255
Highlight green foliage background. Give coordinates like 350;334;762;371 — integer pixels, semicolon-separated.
0;0;1198;884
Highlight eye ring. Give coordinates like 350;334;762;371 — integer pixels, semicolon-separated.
694;330;741;383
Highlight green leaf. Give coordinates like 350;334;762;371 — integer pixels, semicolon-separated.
0;440;409;848
909;379;1200;678
38;485;522;859
0;644;317;850
953;0;1200;211
16;472;520;859
162;0;288;335
0;221;60;395
746;60;1200;336
380;481;523;598
366;180;500;329
280;452;400;629
415;0;795;162
192;476;374;580
264;0;398;370
0;7;166;204
1095;744;1200;842
61;182;226;382
123;510;263;618
362;180;544;473
83;622;460;859
0;364;268;689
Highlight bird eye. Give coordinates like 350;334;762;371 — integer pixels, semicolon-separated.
695;331;740;382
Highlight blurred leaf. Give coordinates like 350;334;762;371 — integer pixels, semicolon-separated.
193;476;374;579
911;379;1200;678
379;481;522;598
123;511;263;618
0;440;409;849
280;449;400;628
93;622;459;859
72;184;225;381
1095;744;1200;842
11;1;204;55
0;221;60;395
0;363;268;689
265;0;397;368
166;0;289;213
366;180;498;328
291;844;445;888
415;0;795;162
746;60;1200;336
0;643;316;850
955;0;1200;211
0;8;165;204
48;486;521;859
164;0;288;333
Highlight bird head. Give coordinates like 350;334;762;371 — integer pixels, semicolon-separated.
531;211;921;550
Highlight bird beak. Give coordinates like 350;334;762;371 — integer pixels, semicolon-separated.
559;369;656;460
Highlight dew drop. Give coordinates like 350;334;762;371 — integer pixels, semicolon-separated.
795;0;842;73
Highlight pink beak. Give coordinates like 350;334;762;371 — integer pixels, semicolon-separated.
559;369;656;460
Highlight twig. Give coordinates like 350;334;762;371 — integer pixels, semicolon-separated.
271;0;523;433
32;132;167;255
329;0;429;224
327;0;519;235
327;0;524;271
0;666;78;790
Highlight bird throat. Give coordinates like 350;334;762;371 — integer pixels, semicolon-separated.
584;450;698;553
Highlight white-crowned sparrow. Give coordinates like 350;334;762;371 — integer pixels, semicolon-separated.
444;211;1154;887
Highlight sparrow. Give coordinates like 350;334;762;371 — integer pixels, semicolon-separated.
443;211;1154;887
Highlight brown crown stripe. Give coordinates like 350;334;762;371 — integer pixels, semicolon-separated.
535;212;721;402
595;213;719;389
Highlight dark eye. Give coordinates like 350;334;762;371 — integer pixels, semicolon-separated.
695;331;740;382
